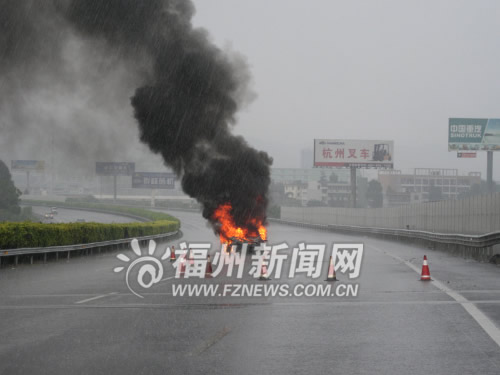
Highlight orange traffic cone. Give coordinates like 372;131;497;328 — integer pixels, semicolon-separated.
179;252;187;277
205;254;213;278
420;255;431;281
259;256;270;280
188;249;194;265
169;246;176;262
325;255;337;281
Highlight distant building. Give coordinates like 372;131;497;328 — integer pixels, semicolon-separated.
322;181;352;206
271;168;366;207
283;181;308;205
305;181;323;203
271;168;350;184
378;168;481;206
320;177;368;207
300;149;314;169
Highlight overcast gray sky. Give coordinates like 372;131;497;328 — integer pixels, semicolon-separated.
192;0;500;177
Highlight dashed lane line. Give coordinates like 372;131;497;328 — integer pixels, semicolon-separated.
369;244;500;349
1;299;500;310
74;292;117;304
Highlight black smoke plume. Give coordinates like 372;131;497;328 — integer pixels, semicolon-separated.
0;0;157;175
63;0;272;231
0;0;270;232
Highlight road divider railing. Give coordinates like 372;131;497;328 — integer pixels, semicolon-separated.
0;202;181;267
0;230;179;267
269;218;500;262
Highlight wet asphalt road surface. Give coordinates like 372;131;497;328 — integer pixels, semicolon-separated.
31;206;139;224
1;210;500;374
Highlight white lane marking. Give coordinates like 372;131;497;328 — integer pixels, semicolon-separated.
160;276;175;282
1;292;175;298
9;290;500;299
6;294;104;298
458;290;500;293
75;292;117;305
369;244;500;349
189;326;232;356
2;300;500;310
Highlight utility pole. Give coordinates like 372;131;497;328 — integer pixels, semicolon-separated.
350;166;357;208
50;128;54;195
113;175;117;202
26;170;30;194
487;151;494;193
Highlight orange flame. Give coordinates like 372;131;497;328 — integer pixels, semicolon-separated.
212;203;267;244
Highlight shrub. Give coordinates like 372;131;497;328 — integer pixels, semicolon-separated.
2;201;180;249
0;220;179;250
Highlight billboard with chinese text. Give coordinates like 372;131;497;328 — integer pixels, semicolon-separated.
314;139;394;168
448;118;500;151
96;162;135;176
132;172;175;189
11;160;45;171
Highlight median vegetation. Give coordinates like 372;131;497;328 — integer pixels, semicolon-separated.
1;200;180;250
23;199;180;222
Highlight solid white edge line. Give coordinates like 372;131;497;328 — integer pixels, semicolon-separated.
75;292;117;305
369;244;500;349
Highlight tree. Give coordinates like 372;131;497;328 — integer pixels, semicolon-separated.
366;180;383;208
0;160;21;214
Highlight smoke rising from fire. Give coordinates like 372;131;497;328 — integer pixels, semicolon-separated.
0;0;157;175
0;0;272;233
67;0;272;230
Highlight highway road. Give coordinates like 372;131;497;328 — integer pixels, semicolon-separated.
1;210;500;374
31;206;140;224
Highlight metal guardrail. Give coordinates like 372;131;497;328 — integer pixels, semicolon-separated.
270;218;500;249
0;230;179;258
0;204;181;265
158;207;201;213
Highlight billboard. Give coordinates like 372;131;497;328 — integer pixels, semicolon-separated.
314;139;394;168
96;162;135;176
448;118;500;151
132;172;176;189
457;152;477;158
11;160;45;171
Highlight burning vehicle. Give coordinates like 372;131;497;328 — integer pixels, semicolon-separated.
226;236;264;253
212;203;267;253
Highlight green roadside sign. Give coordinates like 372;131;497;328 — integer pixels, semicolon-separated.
448;118;500;151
